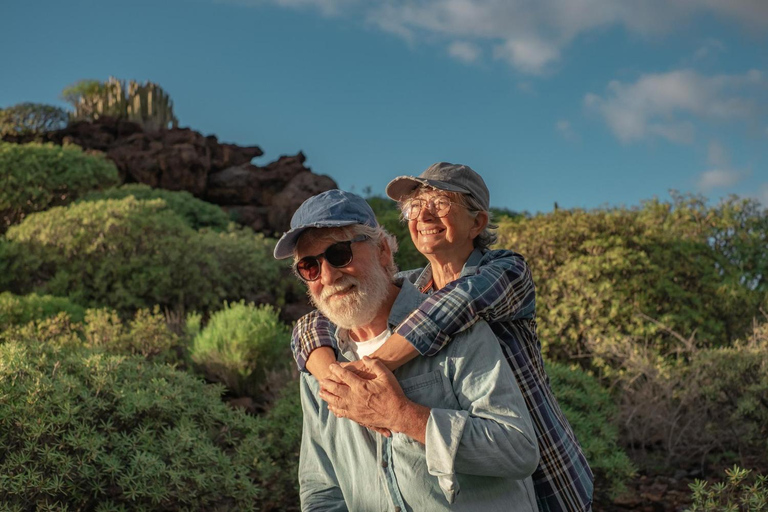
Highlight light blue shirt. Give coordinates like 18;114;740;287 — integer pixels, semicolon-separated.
299;280;540;511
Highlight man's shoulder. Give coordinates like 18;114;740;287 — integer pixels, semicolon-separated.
441;318;499;356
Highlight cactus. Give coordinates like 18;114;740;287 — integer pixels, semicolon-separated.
65;77;178;131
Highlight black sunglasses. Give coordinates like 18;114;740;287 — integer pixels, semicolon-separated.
295;234;369;282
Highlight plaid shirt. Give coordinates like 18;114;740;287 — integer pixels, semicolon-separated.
292;249;594;512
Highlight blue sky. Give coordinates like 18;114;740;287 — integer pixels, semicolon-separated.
2;0;766;213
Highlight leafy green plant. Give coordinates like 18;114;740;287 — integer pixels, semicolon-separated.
0;333;293;510
0;291;86;327
79;184;232;231
547;361;636;499
0;102;69;136
1;197;295;316
688;466;768;511
0;141;119;230
190;302;292;397
496;194;768;364
82;306;178;361
605;320;768;468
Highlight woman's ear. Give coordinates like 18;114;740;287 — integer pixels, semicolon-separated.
470;211;489;239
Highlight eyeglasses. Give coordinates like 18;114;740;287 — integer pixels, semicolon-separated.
402;196;466;221
294;234;369;282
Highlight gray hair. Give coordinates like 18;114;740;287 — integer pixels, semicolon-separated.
293;224;399;277
398;185;498;250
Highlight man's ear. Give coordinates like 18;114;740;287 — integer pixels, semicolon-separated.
378;237;393;267
470;211;489;239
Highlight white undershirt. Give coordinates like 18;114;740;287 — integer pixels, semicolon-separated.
338;328;392;360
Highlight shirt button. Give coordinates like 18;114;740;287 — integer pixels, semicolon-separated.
394;507;401;512
381;460;388;468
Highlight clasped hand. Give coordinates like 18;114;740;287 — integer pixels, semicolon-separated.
318;357;407;437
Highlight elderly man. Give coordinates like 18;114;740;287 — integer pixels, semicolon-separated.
274;189;539;511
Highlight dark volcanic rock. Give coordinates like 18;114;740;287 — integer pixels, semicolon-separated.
2;118;336;235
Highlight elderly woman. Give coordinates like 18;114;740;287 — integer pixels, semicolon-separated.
292;162;594;512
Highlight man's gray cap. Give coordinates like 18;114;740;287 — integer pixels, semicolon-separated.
273;189;378;260
385;162;490;211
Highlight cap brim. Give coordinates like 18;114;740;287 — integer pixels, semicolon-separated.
385;176;470;201
273;219;361;259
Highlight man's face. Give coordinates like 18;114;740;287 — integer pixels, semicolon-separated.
296;230;391;330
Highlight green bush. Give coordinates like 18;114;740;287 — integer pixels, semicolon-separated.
0;291;86;327
79;184;232;231
83;306;178;361
688;466;768;511
0;337;276;510
547;362;636;499
496;194;768;363
190;302;291;397
0;197;296;316
0;102;68;137
0;141;119;230
606;321;768;468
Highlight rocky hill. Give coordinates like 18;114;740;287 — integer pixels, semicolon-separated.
2;117;337;235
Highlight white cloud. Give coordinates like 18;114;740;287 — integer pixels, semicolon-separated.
584;69;765;144
224;0;768;75
693;38;726;61
556;119;577;141
492;37;560;75
448;41;481;63
695;141;750;191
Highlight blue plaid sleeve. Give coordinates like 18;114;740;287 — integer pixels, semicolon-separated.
394;250;536;357
291;310;339;372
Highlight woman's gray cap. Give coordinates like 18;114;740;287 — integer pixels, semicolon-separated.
385;162;490;211
273;189;378;260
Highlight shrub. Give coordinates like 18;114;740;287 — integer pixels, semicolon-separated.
496;194;768;363
1;197;295;316
0;291;86;327
190;302;292;398
605;320;768;468
547;362;636;499
83;306;178;361
0;335;289;510
0;102;68;137
688;466;768;511
79;184;232;231
0;141;119;230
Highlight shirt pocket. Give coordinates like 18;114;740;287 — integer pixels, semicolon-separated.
399;370;460;411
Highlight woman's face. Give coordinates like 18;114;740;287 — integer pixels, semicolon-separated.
405;189;484;260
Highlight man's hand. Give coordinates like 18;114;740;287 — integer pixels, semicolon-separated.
319;357;429;443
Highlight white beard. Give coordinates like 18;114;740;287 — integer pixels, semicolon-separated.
310;263;391;330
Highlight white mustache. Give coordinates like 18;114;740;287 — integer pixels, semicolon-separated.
319;276;359;301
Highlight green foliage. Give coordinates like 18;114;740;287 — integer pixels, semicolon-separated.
607;320;768;467
190;302;291;397
366;196;427;271
496;194;768;363
79;184;231;231
0;102;68;136
82;306;178;361
1;197;296;316
0;141;119;230
0;335;283;510
688;466;768;511
0;292;86;327
253;381;302;510
547;362;636;499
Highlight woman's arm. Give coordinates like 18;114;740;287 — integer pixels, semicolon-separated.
292;310;339;379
